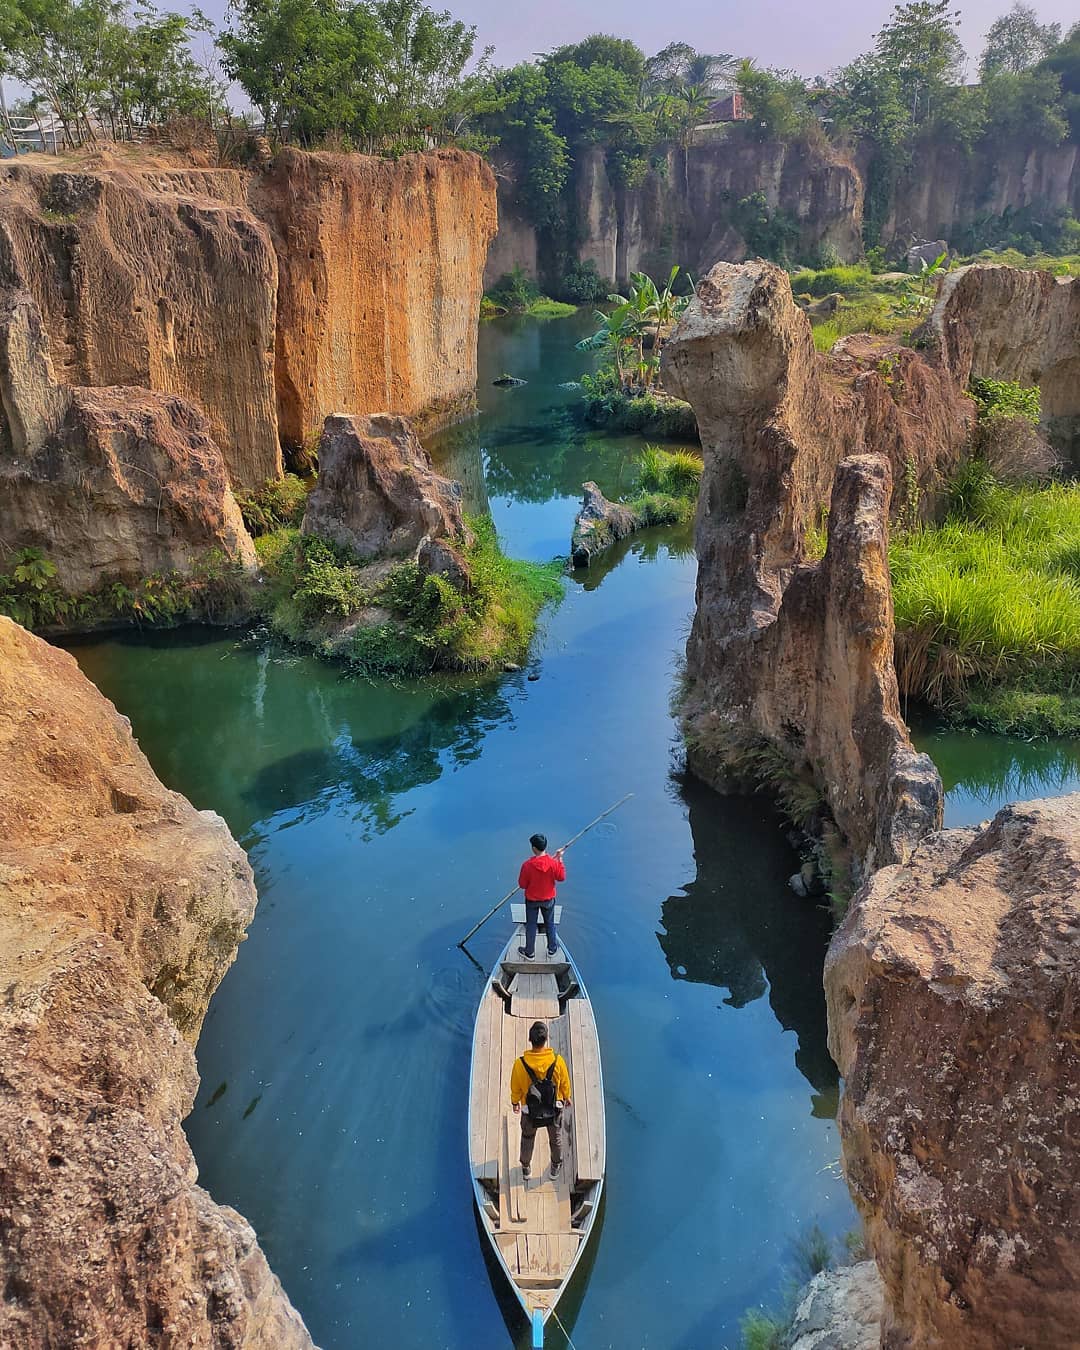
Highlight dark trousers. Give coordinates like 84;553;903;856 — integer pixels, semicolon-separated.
520;1109;564;1168
524;899;558;956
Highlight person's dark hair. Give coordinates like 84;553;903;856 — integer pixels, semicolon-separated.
528;1020;548;1047
530;832;547;851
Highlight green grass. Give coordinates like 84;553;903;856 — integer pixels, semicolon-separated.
580;366;698;439
256;516;564;676
526;298;578;319
890;480;1080;725
789;263;880;298
966;247;1080;277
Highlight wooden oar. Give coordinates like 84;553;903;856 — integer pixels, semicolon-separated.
456;793;634;950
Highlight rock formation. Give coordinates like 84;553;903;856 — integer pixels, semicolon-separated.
662;261;970;873
570;481;644;568
0;289;256;595
0;616;314;1348
0;146;497;489
302;413;467;558
825;793;1080;1350
0;157;281;490
254;148;497;452
932;263;1080;461
788;1262;884;1350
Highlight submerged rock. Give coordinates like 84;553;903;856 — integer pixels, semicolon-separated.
662;261;960;875
0;617;313;1348
825;793;1080;1349
492;374;527;386
570;481;642;568
0;289;256;596
302;413;467;558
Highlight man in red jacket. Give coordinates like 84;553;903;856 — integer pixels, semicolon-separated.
517;832;566;960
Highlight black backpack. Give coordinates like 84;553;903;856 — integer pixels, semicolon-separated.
521;1058;558;1123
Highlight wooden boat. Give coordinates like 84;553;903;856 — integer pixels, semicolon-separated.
468;904;606;1348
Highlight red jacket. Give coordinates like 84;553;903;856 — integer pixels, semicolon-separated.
518;852;565;902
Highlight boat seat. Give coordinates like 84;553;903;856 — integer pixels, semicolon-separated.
567;997;605;1185
509;971;560;1019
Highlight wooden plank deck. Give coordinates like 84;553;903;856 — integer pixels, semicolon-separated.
509;971;560;1020
568;997;605;1185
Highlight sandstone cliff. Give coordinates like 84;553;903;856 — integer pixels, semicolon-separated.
0;287;256;595
662;261;971;873
825;793;1080;1349
0;615;314;1348
254;148;497;454
0;146;497;489
932;263;1080;461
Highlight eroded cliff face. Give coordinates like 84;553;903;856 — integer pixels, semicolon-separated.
0;288;256;595
932;263;1080;461
825;794;1080;1350
0;156;282;491
662;261;970;873
486;138;863;288
256;149;497;453
0;616;314;1347
0;146;497;489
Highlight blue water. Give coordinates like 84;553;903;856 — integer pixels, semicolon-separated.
71;313;857;1349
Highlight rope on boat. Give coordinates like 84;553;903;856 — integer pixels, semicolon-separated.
550;1307;581;1350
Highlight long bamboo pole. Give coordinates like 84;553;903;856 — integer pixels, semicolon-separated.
456;794;633;950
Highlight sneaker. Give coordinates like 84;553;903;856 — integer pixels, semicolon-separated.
547;946;559;957
549;1160;562;1179
517;947;535;961
521;1163;531;1178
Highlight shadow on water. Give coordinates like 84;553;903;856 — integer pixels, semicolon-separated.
569;523;696;593
657;773;840;1119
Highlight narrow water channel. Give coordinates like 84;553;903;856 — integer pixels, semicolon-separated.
67;313;1080;1350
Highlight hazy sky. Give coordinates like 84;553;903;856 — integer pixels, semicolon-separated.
190;0;1078;79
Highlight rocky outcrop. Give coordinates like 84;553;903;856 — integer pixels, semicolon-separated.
932;263;1080;461
302;413;466;557
825;794;1080;1350
0;289;256;595
0;146;497;488
0;616;314;1348
788;1262;884;1350
255;149;497;453
662;261;969;873
570;481;644;568
0;157;281;491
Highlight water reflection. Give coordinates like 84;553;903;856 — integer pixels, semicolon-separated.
657;774;840;1118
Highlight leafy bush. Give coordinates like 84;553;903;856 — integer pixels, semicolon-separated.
970;377;1041;425
236;474;312;536
556;258;611;303
487;266;540;312
734;191;801;264
740;1310;786;1350
580;366;698;438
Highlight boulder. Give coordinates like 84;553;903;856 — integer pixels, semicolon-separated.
0;290;256;596
788;1262;884;1350
931;264;1080;462
0;616;313;1348
417;535;473;593
825;794;1080;1349
906;238;949;270
302;413;467;558
662;261;960;874
570;481;643;568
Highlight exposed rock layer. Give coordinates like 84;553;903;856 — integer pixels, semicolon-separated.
0;616;314;1348
255;148;497;453
662;261;967;873
788;1262;884;1350
932;263;1080;461
825;794;1080;1349
0;288;256;595
302;413;466;557
0;147;497;489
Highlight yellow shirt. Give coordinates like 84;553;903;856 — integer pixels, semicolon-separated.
510;1045;572;1108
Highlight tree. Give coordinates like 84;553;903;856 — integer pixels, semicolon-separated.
980;3;1060;76
546;34;645;85
644;41;737;97
874;0;965;128
1036;22;1080;138
735;59;814;140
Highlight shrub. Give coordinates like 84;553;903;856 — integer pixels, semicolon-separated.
290;536;368;622
970;378;1041;426
236;473;312;536
487;265;540;312
740;1310;786;1350
557;258;611;303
